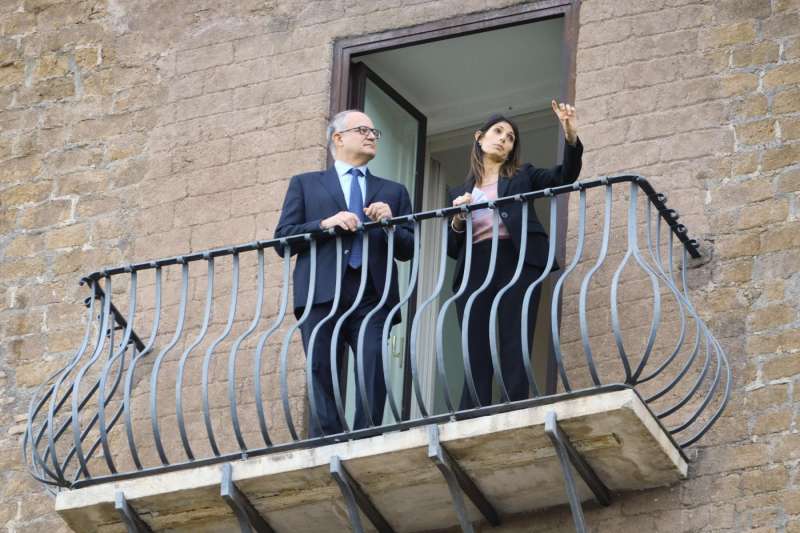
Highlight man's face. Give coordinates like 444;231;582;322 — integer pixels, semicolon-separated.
333;112;378;163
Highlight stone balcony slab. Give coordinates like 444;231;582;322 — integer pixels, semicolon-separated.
56;389;687;532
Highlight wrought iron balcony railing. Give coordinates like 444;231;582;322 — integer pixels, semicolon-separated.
24;175;730;495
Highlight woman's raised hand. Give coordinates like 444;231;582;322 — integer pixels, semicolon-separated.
551;100;578;145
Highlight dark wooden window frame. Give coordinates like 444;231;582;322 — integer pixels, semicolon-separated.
348;62;428;212
328;0;582;409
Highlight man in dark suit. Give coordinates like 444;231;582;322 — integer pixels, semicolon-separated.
274;110;414;437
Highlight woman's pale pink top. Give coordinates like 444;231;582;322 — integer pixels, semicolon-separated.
471;182;511;243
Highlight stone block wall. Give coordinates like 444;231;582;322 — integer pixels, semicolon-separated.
0;0;798;531
534;0;800;531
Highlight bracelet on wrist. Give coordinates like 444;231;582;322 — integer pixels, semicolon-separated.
450;218;465;234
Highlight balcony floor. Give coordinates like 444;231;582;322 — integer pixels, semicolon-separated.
56;389;687;532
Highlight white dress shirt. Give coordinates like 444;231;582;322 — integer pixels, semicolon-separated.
334;160;368;209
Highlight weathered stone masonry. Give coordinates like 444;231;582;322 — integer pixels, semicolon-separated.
1;0;799;531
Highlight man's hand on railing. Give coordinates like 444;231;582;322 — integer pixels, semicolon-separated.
321;211;361;231
364;201;392;222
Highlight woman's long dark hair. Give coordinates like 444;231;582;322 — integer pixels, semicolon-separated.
466;114;521;187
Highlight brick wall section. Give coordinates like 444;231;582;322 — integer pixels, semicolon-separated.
1;0;799;532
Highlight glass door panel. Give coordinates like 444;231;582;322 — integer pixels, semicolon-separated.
346;62;426;424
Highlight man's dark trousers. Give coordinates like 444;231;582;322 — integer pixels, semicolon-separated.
300;267;388;437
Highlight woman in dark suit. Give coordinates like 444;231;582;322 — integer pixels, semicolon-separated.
447;100;582;409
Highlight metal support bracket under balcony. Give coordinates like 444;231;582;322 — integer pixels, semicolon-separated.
428;424;500;532
544;411;613;533
330;455;395;533
221;463;275;533
114;492;153;533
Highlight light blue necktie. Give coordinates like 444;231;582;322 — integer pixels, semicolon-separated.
348;168;364;268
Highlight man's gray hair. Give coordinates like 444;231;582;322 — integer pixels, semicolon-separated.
326;109;358;156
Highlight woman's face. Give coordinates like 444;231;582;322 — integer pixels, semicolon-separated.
476;121;516;161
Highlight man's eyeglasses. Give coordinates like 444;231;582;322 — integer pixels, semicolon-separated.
337;125;382;140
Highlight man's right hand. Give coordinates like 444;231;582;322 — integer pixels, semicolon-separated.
321;211;361;231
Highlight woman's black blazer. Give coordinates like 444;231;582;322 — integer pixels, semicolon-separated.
446;138;584;290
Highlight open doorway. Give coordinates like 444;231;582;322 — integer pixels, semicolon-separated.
333;4;578;421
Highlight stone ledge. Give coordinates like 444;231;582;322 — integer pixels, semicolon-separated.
56;389;687;532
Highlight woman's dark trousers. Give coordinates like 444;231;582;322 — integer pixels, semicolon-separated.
456;239;543;409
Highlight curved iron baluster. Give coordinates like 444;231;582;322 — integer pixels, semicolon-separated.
69;274;113;479
356;227;395;426
436;214;473;413
331;231;371;432
27;375;74;486
655;246;714;419
124;266;162;470
175;260;212;461
381;220;421;423
202;252;240;456
25;377;63;486
671;246;731;445
609;187;641;385
71;401;127;484
460;209;501;407
280;238;317;441
645;231;703;404
70;302;131;482
551;188;587;388
253;244;291;446
550;189;597;388
97;270;138;474
488;200;529;403
658;356;713;420
521;195;559;392
25;282;99;487
638;205;688;383
230;247;266;452
411;217;451;416
680;334;731;447
40;282;100;484
150;261;190;465
62;369;129;482
305;236;344;437
626;182;663;382
669;333;720;434
578;183;612;386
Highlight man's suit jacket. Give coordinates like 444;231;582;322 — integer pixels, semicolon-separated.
274;166;415;320
446;139;584;291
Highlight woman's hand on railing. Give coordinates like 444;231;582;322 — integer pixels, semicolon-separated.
451;192;472;232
